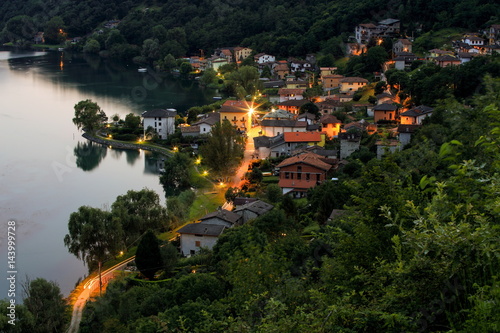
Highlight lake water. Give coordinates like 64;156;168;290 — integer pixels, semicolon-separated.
0;48;218;301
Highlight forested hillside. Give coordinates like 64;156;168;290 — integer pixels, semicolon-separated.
1;0;499;58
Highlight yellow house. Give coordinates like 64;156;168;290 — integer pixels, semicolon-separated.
219;100;253;130
339;77;369;93
320;67;338;77
321;74;344;90
233;47;252;63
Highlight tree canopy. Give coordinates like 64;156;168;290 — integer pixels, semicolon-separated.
199;119;245;179
72;99;107;133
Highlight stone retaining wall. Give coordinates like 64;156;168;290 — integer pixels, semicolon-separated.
82;133;172;156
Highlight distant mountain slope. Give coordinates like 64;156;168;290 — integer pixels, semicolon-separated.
1;0;499;57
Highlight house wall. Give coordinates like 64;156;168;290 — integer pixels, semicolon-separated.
340;140;360;159
279;163;327;182
260;125;305;137
400;116;416;125
220;112;248;130
199;123;212;134
143;116;175;139
279;94;304;103
180;234;219;256
399;133;412;146
374;110;396;123
323;123;341;138
340;82;367;93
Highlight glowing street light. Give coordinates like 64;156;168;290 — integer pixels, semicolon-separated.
202;170;208;176
195;158;201;164
173;146;178;152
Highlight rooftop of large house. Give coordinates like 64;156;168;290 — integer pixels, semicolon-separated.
262;109;295;119
373;103;398;111
193;112;220;126
320;114;341;124
199;209;241;225
177;223;225;236
277;152;333;171
340;77;369;83
278;88;306;95
260;119;307;128
284;131;322;143
142;109;177;118
400;105;433;117
234;200;274;216
276;99;309;107
219;100;252;113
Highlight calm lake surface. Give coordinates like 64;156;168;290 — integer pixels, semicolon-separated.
0;47;218;300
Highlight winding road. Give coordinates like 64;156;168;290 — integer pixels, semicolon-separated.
66;256;136;333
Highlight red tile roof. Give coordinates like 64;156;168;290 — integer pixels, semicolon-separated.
277;152;332;171
340;77;369;83
220;100;253;113
284;132;322;142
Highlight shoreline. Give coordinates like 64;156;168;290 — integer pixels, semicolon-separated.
82;132;173;157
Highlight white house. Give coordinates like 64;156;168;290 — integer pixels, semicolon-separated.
142;109;177;139
192;112;220;135
199;209;242;228
234;200;274;223
254;53;276;64
177;223;225;256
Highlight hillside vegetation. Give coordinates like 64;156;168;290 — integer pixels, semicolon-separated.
1;0;499;59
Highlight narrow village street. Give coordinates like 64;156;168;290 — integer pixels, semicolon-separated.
230;125;261;189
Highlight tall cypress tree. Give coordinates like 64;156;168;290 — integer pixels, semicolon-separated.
135;230;163;280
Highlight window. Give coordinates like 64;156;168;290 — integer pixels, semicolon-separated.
158;117;162;120
203;127;206;132
285;172;290;179
195;241;201;247
159;122;161;126
317;174;321;181
224;116;227;120
297;173;301;180
233;116;237;121
154;122;157;127
190;250;196;255
306;173;310;181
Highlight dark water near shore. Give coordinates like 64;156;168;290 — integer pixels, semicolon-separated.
0;47;217;300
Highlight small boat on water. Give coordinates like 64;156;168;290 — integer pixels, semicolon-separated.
138;68;147;73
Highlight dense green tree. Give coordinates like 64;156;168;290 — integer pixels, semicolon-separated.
123;112;141;131
135;230;163;280
0;300;34;332
299;102;320;118
83;38;100;54
111;189;168;245
72;99;107;133
224;66;262;98
179;62;192;75
265;183;282;203
159;152;192;192
199;68;217;86
64;206;123;294
23;278;68;333
200;119;245;178
1;15;36;44
104;29;126;50
142;38;160;62
161;54;177;72
44;16;65;44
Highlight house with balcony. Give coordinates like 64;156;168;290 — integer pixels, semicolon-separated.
278;88;305;102
276;152;334;197
219;100;252;131
254;53;276;64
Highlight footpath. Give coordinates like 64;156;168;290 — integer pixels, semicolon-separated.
82;132;173;156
